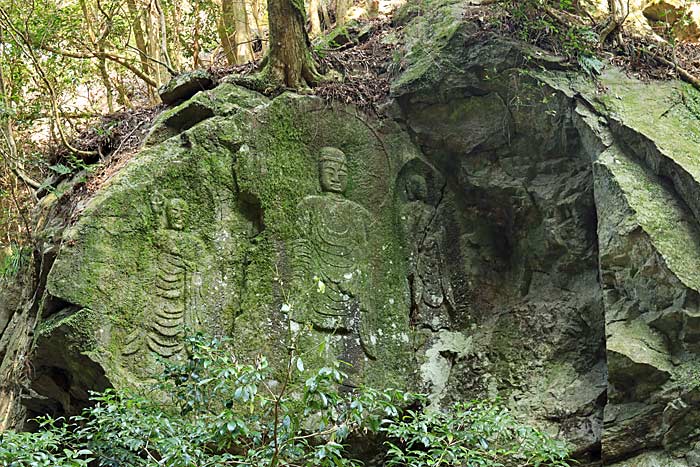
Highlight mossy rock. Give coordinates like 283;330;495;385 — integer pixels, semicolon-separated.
158;70;214;106
42;85;419;399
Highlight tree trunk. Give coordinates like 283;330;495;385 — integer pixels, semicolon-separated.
234;1;254;62
266;0;319;87
220;0;254;65
250;0;267;53
367;0;379;17
79;0;114;112
310;0;322;36
98;54;114;113
193;1;202;68
0;48;18;164
145;11;158;82
216;0;236;66
320;0;331;30
126;0;153;100
170;1;183;71
336;0;351;26
153;0;173;71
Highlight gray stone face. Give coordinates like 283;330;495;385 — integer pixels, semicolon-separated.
292;147;378;360
0;84;420;426
386;3;700;464
389;10;606;462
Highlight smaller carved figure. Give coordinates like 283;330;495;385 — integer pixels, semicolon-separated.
401;174;454;331
123;194;204;358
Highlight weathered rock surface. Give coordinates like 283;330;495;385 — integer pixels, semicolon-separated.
158;70;214;105
3;3;700;466
387;2;700;464
30;81;420;408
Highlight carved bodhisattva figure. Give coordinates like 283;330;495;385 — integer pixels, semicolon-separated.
123;195;204;358
402;174;454;331
295;147;377;358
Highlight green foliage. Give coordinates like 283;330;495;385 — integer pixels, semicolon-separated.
0;244;29;277
0;334;572;467
384;400;570;467
559;0;573;11
0;420;93;467
502;0;601;76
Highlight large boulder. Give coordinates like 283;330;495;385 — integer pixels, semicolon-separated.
40;83;419;401
5;5;700;467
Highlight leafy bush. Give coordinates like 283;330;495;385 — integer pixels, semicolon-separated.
501;0;601;76
0;422;92;467
0;244;29;278
0;334;571;467
384;400;570;467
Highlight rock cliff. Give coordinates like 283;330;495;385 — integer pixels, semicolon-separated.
3;3;700;466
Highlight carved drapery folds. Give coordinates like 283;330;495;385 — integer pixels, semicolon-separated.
399;169;454;332
123;194;204;358
293;147;377;359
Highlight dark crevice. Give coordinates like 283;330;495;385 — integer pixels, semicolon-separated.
41;295;80;320
164;101;215;133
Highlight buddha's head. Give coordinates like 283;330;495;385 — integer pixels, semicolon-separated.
166;198;188;231
319;147;348;195
406;174;428;202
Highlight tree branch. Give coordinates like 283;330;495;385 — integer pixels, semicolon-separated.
38;44;159;88
641;46;700;91
125;44;178;76
0;6;98;157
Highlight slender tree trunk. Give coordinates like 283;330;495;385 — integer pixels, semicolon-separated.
250;0;262;33
266;0;319;87
126;0;154;100
320;0;331;30
336;0;351;26
153;0;173;71
218;9;236;65
0;51;18;163
234;1;254;62
79;0;114;112
366;0;378;17
309;0;322;36
78;0;97;42
170;1;183;71
220;0;253;65
250;0;267;53
193;1;202;68
145;5;163;86
98;54;114;113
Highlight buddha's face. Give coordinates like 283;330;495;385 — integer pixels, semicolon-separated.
407;176;427;201
167;199;188;231
320;160;348;194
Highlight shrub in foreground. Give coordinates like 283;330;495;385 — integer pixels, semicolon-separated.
0;335;571;467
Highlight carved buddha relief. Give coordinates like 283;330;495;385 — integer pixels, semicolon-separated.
294;147;377;358
401;174;454;331
123;194;204;358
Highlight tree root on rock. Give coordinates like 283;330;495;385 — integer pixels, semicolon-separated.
639;47;700;92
